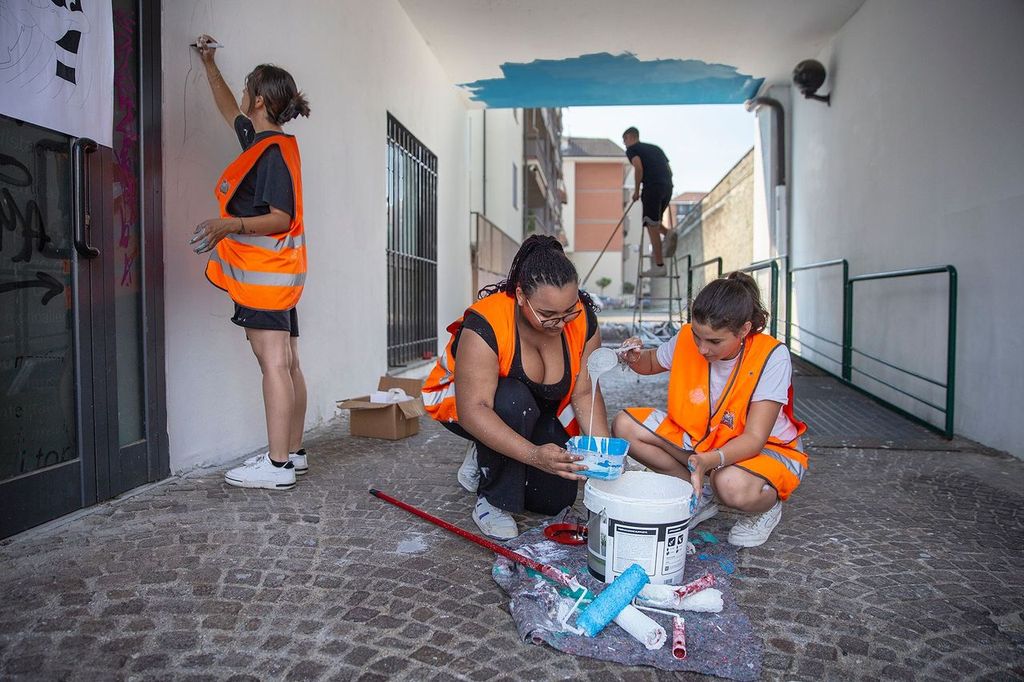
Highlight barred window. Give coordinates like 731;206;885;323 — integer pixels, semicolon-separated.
386;114;438;367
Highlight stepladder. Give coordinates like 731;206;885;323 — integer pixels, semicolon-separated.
630;226;688;345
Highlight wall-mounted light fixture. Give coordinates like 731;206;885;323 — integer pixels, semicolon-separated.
793;59;831;105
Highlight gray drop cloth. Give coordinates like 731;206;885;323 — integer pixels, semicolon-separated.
491;526;762;679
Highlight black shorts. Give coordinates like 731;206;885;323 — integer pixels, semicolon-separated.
641;183;673;226
231;304;299;337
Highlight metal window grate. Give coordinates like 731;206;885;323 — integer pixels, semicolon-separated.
386;114;438;367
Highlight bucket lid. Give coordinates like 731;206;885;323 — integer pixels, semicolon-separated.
583;471;693;511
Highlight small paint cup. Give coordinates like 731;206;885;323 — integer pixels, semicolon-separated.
587;347;618;376
566;435;630;480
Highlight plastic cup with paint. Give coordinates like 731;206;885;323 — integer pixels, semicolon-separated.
587;347;619;377
566;435;630;480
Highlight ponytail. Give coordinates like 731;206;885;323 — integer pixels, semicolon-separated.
478;235;600;313
277;92;311;124
691;271;768;336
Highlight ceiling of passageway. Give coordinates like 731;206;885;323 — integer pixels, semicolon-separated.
399;0;864;107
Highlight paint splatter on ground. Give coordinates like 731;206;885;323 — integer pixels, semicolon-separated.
492;526;761;679
396;534;429;554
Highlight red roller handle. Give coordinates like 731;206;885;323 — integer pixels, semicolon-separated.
368;488;572;587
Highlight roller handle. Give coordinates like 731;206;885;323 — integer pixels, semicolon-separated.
368;488;572;587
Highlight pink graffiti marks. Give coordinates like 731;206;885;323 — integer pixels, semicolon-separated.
112;9;138;288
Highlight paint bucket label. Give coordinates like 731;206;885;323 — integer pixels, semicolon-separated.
584;471;692;585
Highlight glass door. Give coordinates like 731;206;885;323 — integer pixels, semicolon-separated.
0;118;89;536
0;0;166;538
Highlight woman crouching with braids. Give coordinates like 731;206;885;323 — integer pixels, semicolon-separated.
422;236;609;540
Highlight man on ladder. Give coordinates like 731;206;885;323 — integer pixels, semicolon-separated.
623;126;675;276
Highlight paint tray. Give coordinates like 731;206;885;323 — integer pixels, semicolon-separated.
566;436;629;480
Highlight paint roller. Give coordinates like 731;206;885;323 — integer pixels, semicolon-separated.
369;488;666;650
565;563;666;649
635;572;724;612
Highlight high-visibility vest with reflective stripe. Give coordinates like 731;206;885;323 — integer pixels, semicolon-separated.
422;293;588;436
206;134;306;311
668;324;808;474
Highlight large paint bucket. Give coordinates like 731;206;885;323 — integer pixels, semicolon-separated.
583;471;693;584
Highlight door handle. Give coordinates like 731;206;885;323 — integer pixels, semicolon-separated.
72;137;99;259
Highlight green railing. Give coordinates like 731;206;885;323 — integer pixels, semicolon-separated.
685;257;723;320
845;265;958;438
783;258;957;439
788;258;849;375
741;259;780;338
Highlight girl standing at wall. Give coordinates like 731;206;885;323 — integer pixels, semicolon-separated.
191;36;311;491
613;272;808;547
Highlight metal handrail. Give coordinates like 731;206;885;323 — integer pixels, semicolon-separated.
788;258;849;375
741;259;780;338
683;257;722;320
845;265;958;438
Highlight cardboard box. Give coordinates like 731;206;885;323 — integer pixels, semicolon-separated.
337;377;426;440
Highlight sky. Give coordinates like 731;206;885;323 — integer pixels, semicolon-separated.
562;104;755;194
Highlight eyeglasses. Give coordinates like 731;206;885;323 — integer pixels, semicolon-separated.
526;298;583;329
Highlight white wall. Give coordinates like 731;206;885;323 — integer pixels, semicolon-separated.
161;0;470;471
789;0;1024;455
468;108;523;240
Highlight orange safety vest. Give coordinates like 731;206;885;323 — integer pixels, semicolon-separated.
422;293;588;436
668;324;808;477
206;134;307;311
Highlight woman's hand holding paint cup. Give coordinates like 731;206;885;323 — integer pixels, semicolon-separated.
686;452;709;509
189;218;237;254
618;337;644;366
529;443;586;481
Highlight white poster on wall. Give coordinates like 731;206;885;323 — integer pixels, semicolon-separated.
0;0;114;146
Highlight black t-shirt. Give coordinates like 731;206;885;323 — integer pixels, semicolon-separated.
625;142;672;186
227;115;295;218
454;302;599;412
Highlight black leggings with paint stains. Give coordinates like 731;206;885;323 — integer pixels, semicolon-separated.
443;377;578;515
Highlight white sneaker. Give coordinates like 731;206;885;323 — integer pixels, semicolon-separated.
472;497;518;540
243;448;308;475
640;263;667;277
225;454;296;491
457;442;480;493
690;496;720;530
728;501;782;547
662;229;679;258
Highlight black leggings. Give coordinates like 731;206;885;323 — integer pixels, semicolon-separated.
443;377;578;515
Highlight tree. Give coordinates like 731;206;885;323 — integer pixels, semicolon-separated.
622;281;635;295
596;277;612;295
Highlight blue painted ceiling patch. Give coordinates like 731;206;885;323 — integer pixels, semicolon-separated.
460;52;764;108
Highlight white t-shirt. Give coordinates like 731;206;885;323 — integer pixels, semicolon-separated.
656;333;799;445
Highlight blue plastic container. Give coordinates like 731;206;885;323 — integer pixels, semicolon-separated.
566;436;630;480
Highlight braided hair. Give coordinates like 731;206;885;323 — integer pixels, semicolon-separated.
691;271;769;336
479;235;600;313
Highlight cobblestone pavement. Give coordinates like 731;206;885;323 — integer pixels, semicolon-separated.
2;369;1023;681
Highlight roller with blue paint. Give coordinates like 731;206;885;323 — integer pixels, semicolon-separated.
569;563;667;649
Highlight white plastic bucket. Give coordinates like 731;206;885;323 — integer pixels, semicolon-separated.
583;471;693;585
